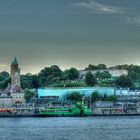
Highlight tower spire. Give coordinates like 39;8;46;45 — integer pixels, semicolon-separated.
13;57;18;65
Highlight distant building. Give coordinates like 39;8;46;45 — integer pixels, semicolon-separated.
95;101;114;108
79;69;128;79
36;87;140;100
0;58;25;107
36;87;115;101
31;87;115;106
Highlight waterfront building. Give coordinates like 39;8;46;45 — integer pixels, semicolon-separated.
37;87;115;101
0;58;25;107
31;87;115;105
31;87;140;105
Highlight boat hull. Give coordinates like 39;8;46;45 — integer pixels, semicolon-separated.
37;107;92;117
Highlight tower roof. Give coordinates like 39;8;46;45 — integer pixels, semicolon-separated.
12;57;18;65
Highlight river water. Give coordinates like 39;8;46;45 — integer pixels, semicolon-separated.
0;116;140;140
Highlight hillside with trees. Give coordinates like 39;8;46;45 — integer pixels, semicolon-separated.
0;64;140;90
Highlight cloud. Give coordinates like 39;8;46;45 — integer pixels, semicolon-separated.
73;0;140;28
126;16;140;27
0;64;6;67
73;0;124;14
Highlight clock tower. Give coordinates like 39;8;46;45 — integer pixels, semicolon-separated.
10;57;25;104
11;57;21;87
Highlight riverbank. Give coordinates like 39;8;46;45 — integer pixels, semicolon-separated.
0;113;140;117
92;113;140;116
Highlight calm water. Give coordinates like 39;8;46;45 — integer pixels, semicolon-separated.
0;116;140;140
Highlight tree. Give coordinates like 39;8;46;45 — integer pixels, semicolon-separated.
91;92;100;102
128;65;140;82
109;64;129;70
99;79;114;87
32;74;40;89
63;68;79;81
24;89;35;101
84;72;97;86
85;64;97;70
0;78;11;90
97;64;107;70
85;64;107;70
67;92;83;101
50;65;62;78
95;71;111;80
0;71;9;81
21;73;33;89
38;65;62;86
105;95;118;102
115;75;133;88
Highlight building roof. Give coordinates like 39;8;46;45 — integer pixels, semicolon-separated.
10;85;23;93
12;57;18;65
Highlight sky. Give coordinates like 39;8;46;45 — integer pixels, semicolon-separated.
0;0;140;74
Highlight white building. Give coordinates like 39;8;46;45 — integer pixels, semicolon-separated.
79;69;128;79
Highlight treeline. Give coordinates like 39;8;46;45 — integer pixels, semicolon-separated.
85;64;131;70
0;64;140;90
67;92;117;103
0;66;81;89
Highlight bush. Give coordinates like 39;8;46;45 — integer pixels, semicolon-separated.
84;72;97;86
67;92;83;101
24;89;35;101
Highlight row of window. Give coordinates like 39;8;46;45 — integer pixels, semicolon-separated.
13;94;24;98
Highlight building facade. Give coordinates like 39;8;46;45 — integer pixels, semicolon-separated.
37;87;115;101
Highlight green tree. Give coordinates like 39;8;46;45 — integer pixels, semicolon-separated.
99;79;115;87
91;92;100;102
109;64;129;70
115;75;133;88
24;89;35;101
67;92;83;101
85;64;97;70
63;68;79;81
21;73;33;89
32;74;40;89
97;64;107;70
38;65;62;86
128;65;140;82
105;95;118;102
95;71;111;80
50;65;62;78
84;72;97;86
0;71;9;81
85;64;107;70
0;78;11;90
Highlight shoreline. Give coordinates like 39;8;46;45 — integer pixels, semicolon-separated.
0;113;140;117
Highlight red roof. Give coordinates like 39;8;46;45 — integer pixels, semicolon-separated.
10;85;23;93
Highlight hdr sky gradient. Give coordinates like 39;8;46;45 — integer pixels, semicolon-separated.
0;0;140;74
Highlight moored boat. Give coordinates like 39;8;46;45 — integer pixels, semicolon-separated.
37;101;92;117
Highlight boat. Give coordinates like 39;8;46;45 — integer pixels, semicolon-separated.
37;101;92;117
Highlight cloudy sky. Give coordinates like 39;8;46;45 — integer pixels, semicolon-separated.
0;0;140;74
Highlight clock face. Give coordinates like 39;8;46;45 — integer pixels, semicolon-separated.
15;72;19;78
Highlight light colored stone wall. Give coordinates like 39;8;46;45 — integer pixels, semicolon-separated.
79;69;128;79
11;93;25;104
